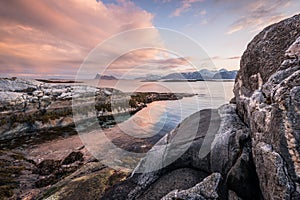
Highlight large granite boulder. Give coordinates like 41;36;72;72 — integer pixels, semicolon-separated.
102;105;261;199
234;14;300;124
233;14;300;199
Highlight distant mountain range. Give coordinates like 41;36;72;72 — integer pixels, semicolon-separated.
135;74;162;81
94;74;117;80
212;69;237;79
138;69;238;81
95;69;238;81
162;71;204;80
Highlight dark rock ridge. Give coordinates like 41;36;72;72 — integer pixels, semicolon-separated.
101;14;300;199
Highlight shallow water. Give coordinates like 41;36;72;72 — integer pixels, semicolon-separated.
72;80;234;169
72;79;234;142
23;80;234;170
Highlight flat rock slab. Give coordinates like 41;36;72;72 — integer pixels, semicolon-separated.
138;168;208;200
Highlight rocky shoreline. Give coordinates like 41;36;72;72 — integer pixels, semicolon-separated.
0;78;193;148
1;14;300;200
0;78;195;199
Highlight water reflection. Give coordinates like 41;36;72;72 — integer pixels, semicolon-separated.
118;101;168;138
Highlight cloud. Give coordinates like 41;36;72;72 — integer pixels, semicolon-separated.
226;56;241;60
0;0;155;78
202;56;241;61
171;0;204;17
201;19;208;25
200;10;207;16
226;0;291;34
105;49;192;77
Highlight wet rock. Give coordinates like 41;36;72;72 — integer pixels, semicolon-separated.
35;159;61;175
76;145;85;151
0;150;37;199
35;174;57;188
228;190;243;200
38;163;128;200
33;90;44;97
61;151;84;165
33;154;84;188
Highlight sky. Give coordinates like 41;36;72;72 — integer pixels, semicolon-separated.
0;0;300;79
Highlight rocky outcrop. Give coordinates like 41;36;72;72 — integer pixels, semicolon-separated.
234;14;300;123
0;149;89;199
102;105;261;199
0;78;38;92
33;151;85;188
0;79;100;141
233;14;300;199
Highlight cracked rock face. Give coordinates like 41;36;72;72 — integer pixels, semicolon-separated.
234;14;300;124
234;14;300;199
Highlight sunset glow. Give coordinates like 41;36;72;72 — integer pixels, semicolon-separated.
1;0;299;78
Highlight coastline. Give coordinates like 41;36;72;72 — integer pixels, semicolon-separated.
0;78;199;199
0;78;195;149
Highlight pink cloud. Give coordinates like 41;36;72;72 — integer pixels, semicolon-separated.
171;0;204;17
104;49;192;77
225;0;290;34
0;0;155;78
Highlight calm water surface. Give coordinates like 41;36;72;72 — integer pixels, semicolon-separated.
26;80;234;169
81;80;234;139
